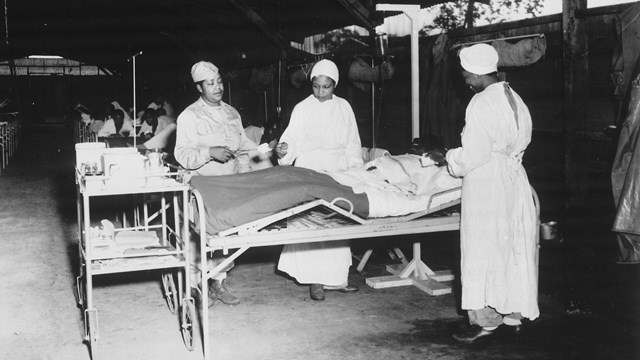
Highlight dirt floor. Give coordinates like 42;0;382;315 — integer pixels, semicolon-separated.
1;126;639;360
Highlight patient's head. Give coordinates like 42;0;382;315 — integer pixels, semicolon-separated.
113;109;124;126
408;135;444;155
141;109;158;127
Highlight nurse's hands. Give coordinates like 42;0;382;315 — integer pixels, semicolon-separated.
209;146;235;163
275;142;288;159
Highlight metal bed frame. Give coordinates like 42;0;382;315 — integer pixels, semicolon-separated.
188;186;463;360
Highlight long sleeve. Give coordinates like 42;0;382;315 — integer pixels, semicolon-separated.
277;104;305;166
446;97;493;177
343;102;363;169
174;109;211;171
236;122;255;173
97;120;114;137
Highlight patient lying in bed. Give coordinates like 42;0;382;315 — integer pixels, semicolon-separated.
190;151;461;234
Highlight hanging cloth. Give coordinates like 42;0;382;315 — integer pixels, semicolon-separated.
492;36;546;68
611;73;640;263
611;2;640;102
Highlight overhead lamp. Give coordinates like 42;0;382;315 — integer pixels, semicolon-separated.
27;55;63;59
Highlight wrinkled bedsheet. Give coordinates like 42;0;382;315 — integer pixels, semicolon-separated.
190;166;369;233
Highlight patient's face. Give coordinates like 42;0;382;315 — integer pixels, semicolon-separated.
408;136;444;155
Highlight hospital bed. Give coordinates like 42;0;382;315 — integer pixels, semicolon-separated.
184;156;465;360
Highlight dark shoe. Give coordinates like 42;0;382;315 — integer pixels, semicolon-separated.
309;284;325;301
325;284;359;293
209;280;240;306
452;325;496;344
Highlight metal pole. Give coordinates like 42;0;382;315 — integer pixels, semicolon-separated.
277;59;282;118
128;51;143;148
376;4;421;139
133;55;137;148
371;57;376;148
264;91;268;124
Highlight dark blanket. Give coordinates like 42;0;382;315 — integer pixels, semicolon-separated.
190;166;369;234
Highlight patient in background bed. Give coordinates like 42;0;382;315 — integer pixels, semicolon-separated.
97;109;134;138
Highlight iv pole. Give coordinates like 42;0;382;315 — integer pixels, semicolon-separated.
367;4;454;297
128;51;143;148
375;4;420;140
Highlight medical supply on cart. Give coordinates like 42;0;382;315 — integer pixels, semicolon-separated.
146;149;164;175
103;151;147;187
115;230;160;249
88;219;116;255
76;142;107;173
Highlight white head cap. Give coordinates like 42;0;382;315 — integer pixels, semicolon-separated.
191;61;219;83
459;44;499;75
310;59;339;86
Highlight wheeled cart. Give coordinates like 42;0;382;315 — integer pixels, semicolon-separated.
75;170;194;359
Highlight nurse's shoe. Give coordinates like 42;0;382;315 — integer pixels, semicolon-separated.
309;284;325;301
452;325;496;344
324;284;359;293
208;280;240;306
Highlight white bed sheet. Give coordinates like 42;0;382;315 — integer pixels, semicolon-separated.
327;154;461;218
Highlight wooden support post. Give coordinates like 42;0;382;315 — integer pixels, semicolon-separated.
562;0;589;233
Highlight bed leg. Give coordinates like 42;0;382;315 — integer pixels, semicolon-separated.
355;249;373;272
365;241;453;296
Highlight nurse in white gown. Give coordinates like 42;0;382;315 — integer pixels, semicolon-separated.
430;44;539;344
276;59;363;300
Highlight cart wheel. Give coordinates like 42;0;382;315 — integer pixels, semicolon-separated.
161;272;178;314
76;276;85;307
181;298;195;351
84;309;99;359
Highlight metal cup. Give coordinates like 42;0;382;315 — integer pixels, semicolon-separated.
540;221;559;241
146;150;164;175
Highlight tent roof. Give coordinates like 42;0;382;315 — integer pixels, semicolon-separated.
1;0;448;75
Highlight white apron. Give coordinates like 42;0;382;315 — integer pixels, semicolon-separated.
446;82;539;320
277;95;362;286
277;148;353;286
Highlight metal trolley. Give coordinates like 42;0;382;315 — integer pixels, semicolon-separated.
75;170;195;359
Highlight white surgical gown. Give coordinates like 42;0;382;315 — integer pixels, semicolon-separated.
277;94;363;286
446;82;539;320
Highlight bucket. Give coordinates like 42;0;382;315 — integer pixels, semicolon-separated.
540;221;560;241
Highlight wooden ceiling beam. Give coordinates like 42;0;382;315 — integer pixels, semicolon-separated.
336;0;378;32
227;0;290;50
